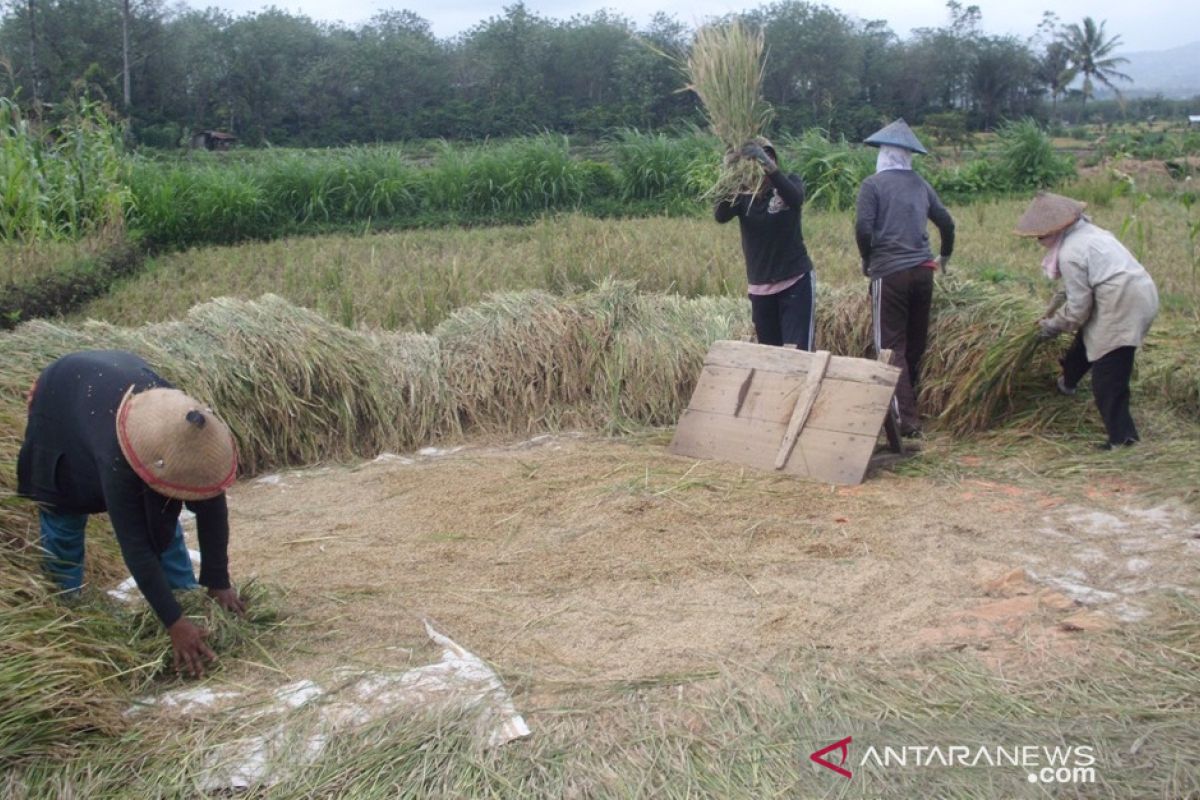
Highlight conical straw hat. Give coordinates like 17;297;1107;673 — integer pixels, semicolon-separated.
116;387;237;501
864;118;927;154
1014;192;1086;237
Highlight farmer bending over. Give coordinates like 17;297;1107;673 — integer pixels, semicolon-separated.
715;137;817;350
1015;192;1159;450
855;118;956;438
18;350;245;677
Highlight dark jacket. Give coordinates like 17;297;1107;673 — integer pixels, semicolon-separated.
715;171;814;285
855;170;955;279
18;350;231;627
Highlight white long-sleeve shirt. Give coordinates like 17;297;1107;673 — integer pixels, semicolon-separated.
1047;221;1159;361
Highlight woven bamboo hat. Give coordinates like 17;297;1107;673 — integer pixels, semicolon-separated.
1014;192;1087;237
116;387;237;501
864;118;928;154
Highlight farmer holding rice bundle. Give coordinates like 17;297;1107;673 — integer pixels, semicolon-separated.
855;118;956;438
1015;192;1159;450
715;138;817;349
18;350;245;677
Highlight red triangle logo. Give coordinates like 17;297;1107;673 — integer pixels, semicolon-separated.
810;736;853;779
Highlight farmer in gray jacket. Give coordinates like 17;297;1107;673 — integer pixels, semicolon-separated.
855;119;955;437
1015;192;1159;449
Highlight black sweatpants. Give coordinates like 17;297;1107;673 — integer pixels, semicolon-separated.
749;271;816;350
1060;333;1139;446
871;267;934;430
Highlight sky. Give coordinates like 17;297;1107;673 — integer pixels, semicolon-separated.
204;0;1191;53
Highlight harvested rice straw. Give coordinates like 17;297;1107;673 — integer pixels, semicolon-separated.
434;290;600;431
599;293;749;428
684;21;774;201
373;331;458;446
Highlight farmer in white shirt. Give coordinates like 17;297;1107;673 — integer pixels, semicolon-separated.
1015;192;1159;450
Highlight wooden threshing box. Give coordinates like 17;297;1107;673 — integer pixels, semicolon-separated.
670;341;901;486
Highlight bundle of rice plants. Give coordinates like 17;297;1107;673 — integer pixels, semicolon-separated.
434;290;599;431
920;283;1067;434
599;293;750;428
682;21;774;201
146;295;405;473
372;331;458;447
0;567;146;764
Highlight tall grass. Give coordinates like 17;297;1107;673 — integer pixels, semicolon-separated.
787;129;874;210
0;98;129;243
118;125;1092;253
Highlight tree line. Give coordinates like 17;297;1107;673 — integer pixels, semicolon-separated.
0;0;1136;147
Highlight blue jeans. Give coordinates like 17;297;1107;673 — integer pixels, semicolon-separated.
39;510;197;593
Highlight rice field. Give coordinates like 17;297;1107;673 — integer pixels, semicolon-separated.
2;165;1198;794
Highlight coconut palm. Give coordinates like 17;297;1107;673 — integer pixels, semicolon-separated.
1036;41;1077;121
1060;17;1130;120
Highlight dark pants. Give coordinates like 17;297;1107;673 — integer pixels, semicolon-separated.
1061;333;1139;446
749;271;815;350
871;268;934;430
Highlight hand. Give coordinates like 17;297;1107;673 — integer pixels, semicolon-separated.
208;586;246;616
723;148;740;167
168;617;216;678
739;142;776;172
861;259;870;277
1035;318;1060;341
936;255;950;274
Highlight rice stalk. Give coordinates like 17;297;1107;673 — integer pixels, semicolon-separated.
682;22;774;201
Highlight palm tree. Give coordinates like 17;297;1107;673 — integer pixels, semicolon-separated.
1036;41;1076;121
1060;17;1131;121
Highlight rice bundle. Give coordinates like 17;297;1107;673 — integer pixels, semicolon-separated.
149;295;405;473
372;331;458;446
434;289;602;431
599;293;750;428
684;21;774;200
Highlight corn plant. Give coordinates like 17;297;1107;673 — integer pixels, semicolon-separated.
0;97;130;243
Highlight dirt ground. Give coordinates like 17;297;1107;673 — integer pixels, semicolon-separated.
206;434;1200;693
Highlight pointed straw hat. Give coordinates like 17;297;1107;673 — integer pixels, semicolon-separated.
864;118;928;154
1014;192;1087;237
116;387;237;501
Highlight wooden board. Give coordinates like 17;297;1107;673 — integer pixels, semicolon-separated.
669;341;901;485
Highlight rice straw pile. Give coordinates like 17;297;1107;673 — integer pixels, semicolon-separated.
684;21;774;200
599;292;750;427
434;289;602;431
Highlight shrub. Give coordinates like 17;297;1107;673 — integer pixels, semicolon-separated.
996;119;1075;191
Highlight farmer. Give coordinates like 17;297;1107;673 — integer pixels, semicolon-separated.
715;137;817;350
855;118;955;438
17;350;245;677
1015;192;1159;449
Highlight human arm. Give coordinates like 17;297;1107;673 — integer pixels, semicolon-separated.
854;183;876;275
105;473;216;677
766;171;805;210
189;494;244;615
714;195;744;224
1044;256;1094;334
926;185;955;259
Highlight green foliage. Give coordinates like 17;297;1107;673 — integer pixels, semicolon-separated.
996;119;1075;190
929;158;1010;200
0;98;130;242
606;130;714;205
786;130;873;210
